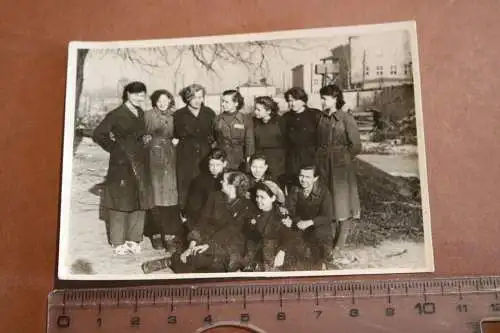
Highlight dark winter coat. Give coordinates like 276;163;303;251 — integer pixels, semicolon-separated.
244;205;287;271
92;104;153;212
173;105;216;209
177;191;256;273
184;172;222;222
315;109;362;221
283;107;322;181
285;180;334;264
253;115;287;183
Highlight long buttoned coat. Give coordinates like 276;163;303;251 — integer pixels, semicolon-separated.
173;105;216;208
315;109;362;221
253;115;287;182
283;107;322;180
144;108;178;207
92;104;153;212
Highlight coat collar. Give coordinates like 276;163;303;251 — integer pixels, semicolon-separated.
119;103;143;119
323;108;347;121
302;180;324;199
256;115;278;125
181;104;210;118
152;107;174;117
220;110;243;122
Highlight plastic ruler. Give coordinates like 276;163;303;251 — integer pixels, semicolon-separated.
47;276;500;332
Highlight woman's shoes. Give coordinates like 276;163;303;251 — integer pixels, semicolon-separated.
113;244;130;255
141;257;172;274
126;241;142;254
112;241;142;255
150;235;165;250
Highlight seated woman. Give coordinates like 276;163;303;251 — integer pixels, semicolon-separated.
246;154;275;201
168;171;257;273
248;154;271;185
184;148;227;223
244;180;289;272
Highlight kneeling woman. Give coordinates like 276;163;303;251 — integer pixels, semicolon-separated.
168;171;256;273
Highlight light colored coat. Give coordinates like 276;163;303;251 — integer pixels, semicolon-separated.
145;108;178;207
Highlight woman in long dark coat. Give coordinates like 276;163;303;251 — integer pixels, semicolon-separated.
283;87;322;188
174;84;216;214
253;96;287;187
143;89;182;250
316;84;362;257
92;81;153;255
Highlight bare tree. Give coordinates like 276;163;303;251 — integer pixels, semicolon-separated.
72;39;319;152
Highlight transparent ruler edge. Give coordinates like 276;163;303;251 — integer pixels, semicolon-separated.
48;275;500;307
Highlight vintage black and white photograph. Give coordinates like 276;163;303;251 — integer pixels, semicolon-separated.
58;21;433;280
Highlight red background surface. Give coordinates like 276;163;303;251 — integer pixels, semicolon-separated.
1;0;500;331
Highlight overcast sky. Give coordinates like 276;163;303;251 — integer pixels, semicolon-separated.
82;35;349;96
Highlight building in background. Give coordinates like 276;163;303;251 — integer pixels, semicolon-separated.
319;44;350;90
301;30;413;92
291;63;323;95
237;81;278;114
348;30;413;90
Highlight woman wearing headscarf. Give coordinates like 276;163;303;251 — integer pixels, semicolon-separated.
92;81;153;255
244;180;288;272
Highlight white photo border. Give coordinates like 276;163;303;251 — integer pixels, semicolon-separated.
58;20;435;280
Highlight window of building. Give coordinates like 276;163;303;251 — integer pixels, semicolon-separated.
390;64;397;75
376;65;383;76
404;62;412;75
364;66;369;77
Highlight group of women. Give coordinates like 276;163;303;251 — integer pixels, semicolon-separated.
91;81;362;272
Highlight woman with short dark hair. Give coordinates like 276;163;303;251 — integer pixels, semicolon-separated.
143;89;181;250
253;96;287;186
316;84;362;259
174;84;216;214
215;89;255;170
92;81;153;255
283;87;322;189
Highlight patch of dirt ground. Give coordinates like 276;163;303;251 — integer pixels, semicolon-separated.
64;139;428;277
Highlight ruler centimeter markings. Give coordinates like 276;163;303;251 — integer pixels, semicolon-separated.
48;277;500;333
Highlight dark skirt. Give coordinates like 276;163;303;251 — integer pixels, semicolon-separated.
143;205;183;236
